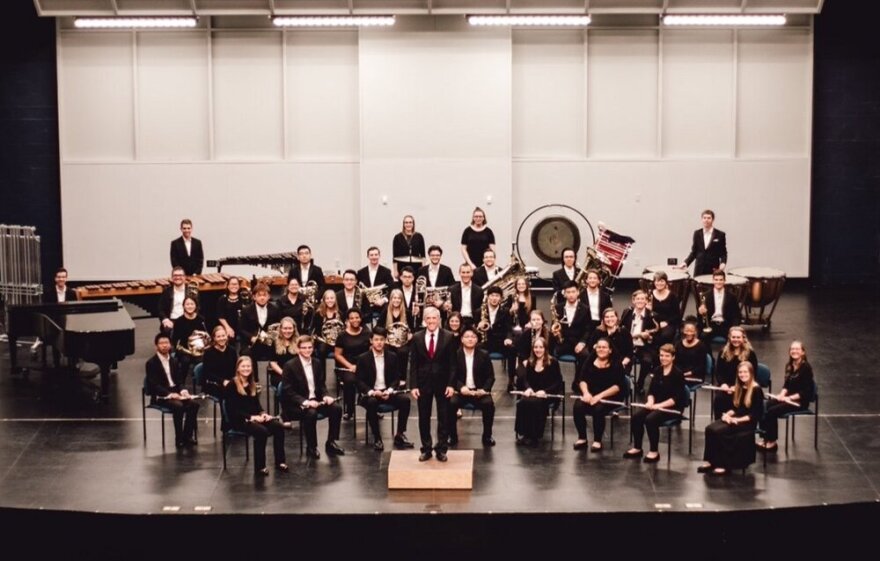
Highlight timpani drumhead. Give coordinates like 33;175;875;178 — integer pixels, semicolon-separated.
693;273;748;287
728;267;786;280
642;269;690;283
530;215;581;264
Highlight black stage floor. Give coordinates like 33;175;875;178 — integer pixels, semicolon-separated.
2;286;879;525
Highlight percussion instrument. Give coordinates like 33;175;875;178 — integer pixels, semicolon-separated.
690;273;748;310
393;255;425;264
640;266;691;317
575;223;636;296
728;267;786;330
215;252;297;275
75;273;234;300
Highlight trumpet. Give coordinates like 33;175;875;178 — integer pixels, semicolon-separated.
358;282;388;307
698;291;713;334
386;321;411;348
177;330;212;357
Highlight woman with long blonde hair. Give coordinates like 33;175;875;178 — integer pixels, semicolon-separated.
713;326;758;420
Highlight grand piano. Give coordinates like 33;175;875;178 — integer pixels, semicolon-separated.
5;299;135;403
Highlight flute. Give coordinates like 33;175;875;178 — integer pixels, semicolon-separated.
698;384;730;392
684;377;705;384
569;396;627;407
509;390;565;399
767;394;800;407
158;393;207;401
628;402;685;416
247;414;283;422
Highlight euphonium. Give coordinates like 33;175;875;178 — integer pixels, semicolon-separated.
387;322;411;348
300;280;319;309
358;282;388;307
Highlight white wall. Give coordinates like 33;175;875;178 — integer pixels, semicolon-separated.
57;21;812;281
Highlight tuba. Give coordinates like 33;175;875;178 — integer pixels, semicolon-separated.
481;253;528;303
387;322;411;348
318;318;345;346
178;330;212;357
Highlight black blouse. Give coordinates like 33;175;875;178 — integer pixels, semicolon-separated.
730;385;765;429
224;384;264;431
172;315;207;349
651;292;681;326
573;360;626;396
647;366;686;411
216;295;243;333
783;362;815;405
392;232;426;264
202;345;237;387
335;329;372;366
715;349;758;386
675;340;709;381
517;360;564;395
586;328;633;365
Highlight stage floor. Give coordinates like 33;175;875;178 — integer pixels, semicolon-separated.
1;286;879;515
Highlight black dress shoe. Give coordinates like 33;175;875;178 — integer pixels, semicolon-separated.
482;436;496;446
256;467;270;476
393;434;415;449
435;450;448;462
373;439;385;451
643;454;660;464
276;463;289;472
448;435;459;447
419;450;432;461
623;449;643;459
306;447;321;459
573;440;589;451
342;413;353;421
697;464;713;474
325;441;345;456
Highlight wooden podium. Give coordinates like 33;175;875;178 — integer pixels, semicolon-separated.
387;450;474;490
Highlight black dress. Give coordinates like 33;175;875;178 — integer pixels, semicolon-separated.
172;314;208;378
216;295;244;341
514;359;564;441
674;340;710;383
460;226;496;267
760;362;814;441
703;385;764;469
334;328;372;416
572;360;626;441
223;384;286;473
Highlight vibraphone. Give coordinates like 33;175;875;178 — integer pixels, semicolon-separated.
75;273;234;321
214;252;297;275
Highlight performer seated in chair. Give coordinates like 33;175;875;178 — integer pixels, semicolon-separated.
572;338;626;452
620;290;660;393
145;333;199;448
514;337;564;446
713;326;758;420
698;361;763;476
224;356;288;476
552;281;590;367
697;269;742;343
758;340;815;453
355;327;414;451
202;325;237;398
280;335;344;459
448;327;496;447
674;317;709;383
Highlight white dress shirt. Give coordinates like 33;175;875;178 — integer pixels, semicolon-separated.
171;286;186;319
587;289;600;321
564;266;576;281
300;265;310;286
425;329;439;352
712;289;725;321
301;357;316;399
158;353;174;388
56;287;67;303
564;303;577;325
184;238;192;256
368;266;378;286
703;228;714;249
429;267;439;287
256;303;268;327
461;284;473;317
373;352;386;391
631;310;646;347
464;350;476;389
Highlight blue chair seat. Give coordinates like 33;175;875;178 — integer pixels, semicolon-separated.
777;380;819;451
219;400;250;470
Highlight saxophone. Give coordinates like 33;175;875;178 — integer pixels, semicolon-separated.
549;291;565;342
476;297;491;342
353;284;363;311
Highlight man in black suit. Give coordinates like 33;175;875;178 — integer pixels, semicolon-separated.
551;247;578;298
355;327;414;451
158;267;188;334
580;269;613;333
681;209;728;277
553;281;591;366
288;245;325;295
448;327;496;447
145;333;199;448
445;263;483;329
409;306;456;462
697;270;742;342
472;248;503;288
44;267;76;303
357;246;394;321
393;267;420;326
280;335;344;459
417;245;456;288
336;269;363;318
169;218;204;276
239;283;280;364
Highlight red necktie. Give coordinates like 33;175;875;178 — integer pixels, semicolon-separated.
428;332;435;359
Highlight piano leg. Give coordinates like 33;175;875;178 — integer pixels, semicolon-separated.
7;336;27;374
98;362;111;404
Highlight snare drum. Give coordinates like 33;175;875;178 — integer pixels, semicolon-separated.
728;267;786;330
640;266;691;317
691;273;748;310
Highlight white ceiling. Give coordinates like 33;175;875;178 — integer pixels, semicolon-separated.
33;0;825;17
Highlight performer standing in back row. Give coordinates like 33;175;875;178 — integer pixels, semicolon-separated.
392;215;426;279
680;209;727;277
169;218;204;276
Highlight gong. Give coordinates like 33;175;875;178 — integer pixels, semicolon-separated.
530;215;581;264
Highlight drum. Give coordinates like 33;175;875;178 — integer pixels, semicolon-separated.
640;267;691;317
691;273;749;311
728;267;786;330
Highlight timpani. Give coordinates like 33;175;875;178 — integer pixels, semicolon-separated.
691;273;749;311
728;267;786;330
641;266;691;317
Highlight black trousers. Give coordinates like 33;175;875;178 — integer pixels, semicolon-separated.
360;393;411;440
633;345;656;392
340;370;357;416
163;398;199;443
284;402;342;450
630;407;678;452
760;402;802;441
416;388;450;454
240;420;286;472
572;400;616;441
449;394;495;439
